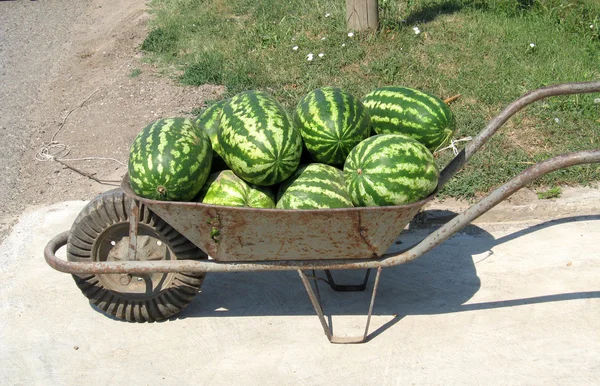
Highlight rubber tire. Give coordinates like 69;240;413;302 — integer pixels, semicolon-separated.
67;188;207;322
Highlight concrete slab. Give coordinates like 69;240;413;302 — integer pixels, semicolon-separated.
1;202;599;384
420;186;600;225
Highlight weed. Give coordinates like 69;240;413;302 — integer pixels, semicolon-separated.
537;187;562;199
180;51;225;85
141;28;178;54
129;68;142;78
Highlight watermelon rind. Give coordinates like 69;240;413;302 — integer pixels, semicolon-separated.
293;87;371;166
128;117;213;201
344;134;438;206
219;90;303;186
277;163;353;209
195;99;227;156
195;99;229;172
195;170;275;208
362;86;455;152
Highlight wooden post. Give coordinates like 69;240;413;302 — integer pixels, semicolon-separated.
346;0;379;31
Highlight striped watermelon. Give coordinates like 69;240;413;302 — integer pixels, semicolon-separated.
362;86;455;152
219;90;303;186
277;163;353;209
196;170;275;208
344;134;438;206
293;87;371;166
128;117;212;201
195;100;226;156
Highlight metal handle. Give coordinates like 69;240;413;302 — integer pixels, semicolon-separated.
380;149;600;267
438;81;600;189
43;148;600;273
44;231;69;271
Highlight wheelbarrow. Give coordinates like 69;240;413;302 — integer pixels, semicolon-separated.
44;81;600;343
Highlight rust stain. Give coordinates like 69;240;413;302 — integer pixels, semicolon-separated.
237;235;256;247
357;212;378;255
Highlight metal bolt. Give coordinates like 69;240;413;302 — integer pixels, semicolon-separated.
119;274;132;286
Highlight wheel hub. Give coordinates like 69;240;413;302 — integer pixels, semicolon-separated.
93;223;175;295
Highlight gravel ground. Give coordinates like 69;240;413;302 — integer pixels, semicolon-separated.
0;0;88;237
0;0;223;241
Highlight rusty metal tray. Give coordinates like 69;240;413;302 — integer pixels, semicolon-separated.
119;173;434;262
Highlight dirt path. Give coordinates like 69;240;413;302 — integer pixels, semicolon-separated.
0;0;223;240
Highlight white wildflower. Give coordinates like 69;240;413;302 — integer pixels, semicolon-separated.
348;32;354;38
591;25;594;29
292;46;299;51
341;43;346;47
318;53;325;58
413;26;421;35
325;13;331;18
321;37;327;41
306;53;314;61
292;37;296;41
594;98;600;104
554;117;560;123
530;43;536;48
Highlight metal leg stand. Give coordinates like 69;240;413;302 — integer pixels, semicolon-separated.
298;267;383;344
324;269;371;291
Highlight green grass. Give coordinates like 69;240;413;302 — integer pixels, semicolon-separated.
129;68;142;78
537;186;562;199
141;0;600;199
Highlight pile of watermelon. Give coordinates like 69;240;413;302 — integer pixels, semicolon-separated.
127;85;455;208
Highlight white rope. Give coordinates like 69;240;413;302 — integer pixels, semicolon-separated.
36;144;126;166
434;136;473;156
35;88;126;185
58;156;126;166
50;89;98;143
35;143;70;162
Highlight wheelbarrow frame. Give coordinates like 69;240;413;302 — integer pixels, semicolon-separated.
44;81;600;343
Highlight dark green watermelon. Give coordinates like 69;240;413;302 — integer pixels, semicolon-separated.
293;87;371;166
218;90;303;186
195;170;275;208
195;99;228;172
277;163;353;209
128;118;212;201
362;86;455;152
344;134;438;206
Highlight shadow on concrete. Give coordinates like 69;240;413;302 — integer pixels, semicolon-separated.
87;215;599;339
177;215;599;334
